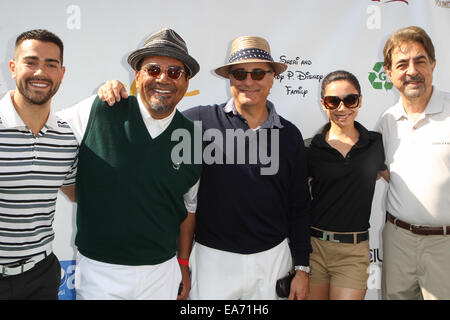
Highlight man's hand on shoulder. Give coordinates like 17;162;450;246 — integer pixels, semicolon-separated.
98;80;128;106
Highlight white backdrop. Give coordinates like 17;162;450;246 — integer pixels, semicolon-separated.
0;0;449;300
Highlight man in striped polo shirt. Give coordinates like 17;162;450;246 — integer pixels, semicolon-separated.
0;29;77;299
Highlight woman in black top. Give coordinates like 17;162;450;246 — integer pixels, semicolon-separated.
306;70;388;300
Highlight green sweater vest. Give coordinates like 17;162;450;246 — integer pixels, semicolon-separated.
75;96;202;265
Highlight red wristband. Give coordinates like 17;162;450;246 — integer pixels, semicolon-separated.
177;258;189;267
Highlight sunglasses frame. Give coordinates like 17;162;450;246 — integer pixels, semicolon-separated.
141;63;186;80
322;94;361;110
229;68;273;81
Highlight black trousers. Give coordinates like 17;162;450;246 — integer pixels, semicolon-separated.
0;253;61;300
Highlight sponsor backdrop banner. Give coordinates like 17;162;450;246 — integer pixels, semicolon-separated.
0;0;449;300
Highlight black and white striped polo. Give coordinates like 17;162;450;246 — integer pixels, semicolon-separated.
0;92;78;264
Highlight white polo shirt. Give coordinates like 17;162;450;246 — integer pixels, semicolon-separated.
378;87;450;225
0;91;78;264
57;95;199;213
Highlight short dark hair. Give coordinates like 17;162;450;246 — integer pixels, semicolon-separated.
321;70;361;98
383;26;435;71
14;29;64;65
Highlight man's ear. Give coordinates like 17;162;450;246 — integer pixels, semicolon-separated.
9;60;17;80
60;66;66;82
385;66;392;82
135;69;140;82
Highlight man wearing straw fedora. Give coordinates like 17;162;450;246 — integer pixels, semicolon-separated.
100;35;312;300
57;28;202;300
185;36;312;300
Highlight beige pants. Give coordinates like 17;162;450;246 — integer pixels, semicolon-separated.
382;220;450;300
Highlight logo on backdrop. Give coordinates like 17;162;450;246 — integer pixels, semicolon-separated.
370;247;383;263
368;62;393;90
59;260;76;300
367;0;409;30
371;0;409;4
435;0;450;8
367;247;383;290
274;55;324;99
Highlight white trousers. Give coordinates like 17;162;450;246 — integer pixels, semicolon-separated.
189;239;292;300
75;253;181;300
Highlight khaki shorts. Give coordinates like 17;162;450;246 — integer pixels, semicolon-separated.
310;236;370;290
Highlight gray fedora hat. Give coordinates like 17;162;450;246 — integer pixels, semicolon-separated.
127;28;200;78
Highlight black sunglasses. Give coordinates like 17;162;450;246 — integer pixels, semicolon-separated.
230;69;273;81
142;63;186;80
323;94;360;110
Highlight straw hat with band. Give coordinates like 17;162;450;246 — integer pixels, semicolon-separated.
127;28;200;78
215;36;287;78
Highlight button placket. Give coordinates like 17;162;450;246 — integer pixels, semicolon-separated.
32;135;38;166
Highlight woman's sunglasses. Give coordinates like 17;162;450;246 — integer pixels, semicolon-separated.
230;69;273;81
323;94;360;110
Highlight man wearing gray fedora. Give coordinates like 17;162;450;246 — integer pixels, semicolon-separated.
57;28;202;300
100;35;312;300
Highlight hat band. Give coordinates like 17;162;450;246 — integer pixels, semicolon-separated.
228;48;274;64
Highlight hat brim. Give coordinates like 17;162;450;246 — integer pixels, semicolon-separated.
214;60;287;78
127;46;200;78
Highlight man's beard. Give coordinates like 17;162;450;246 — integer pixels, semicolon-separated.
16;77;59;105
144;84;177;114
149;97;174;113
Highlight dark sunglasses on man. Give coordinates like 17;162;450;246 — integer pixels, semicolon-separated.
229;68;273;81
142;63;186;80
322;94;360;110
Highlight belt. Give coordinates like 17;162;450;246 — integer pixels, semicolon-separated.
311;228;369;244
387;212;450;236
0;251;50;278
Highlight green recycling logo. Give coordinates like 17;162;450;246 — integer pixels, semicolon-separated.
369;62;393;90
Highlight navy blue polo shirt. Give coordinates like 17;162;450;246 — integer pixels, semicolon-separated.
183;101;312;266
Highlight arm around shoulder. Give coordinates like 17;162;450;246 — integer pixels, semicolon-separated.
57;95;97;143
97;80;129;106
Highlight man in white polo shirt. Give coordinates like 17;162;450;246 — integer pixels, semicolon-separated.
0;29;77;299
378;26;450;300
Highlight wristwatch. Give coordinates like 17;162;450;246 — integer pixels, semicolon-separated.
294;265;311;275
